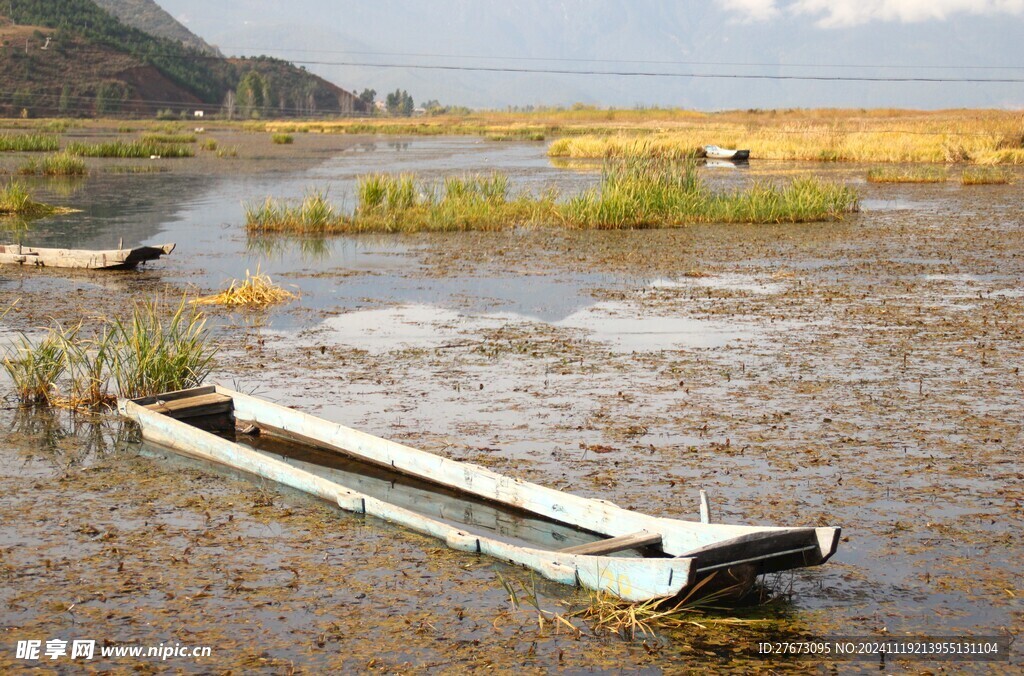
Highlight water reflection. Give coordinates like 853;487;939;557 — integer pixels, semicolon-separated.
0;216;31;243
12;138;602;329
1;407;133;477
245;235;332;263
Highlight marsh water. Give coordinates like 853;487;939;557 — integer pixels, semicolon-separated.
1;129;1021;671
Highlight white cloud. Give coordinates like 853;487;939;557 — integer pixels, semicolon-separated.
718;0;780;22
718;0;1024;26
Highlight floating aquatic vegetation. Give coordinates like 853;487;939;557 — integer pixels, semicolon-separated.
192;268;298;308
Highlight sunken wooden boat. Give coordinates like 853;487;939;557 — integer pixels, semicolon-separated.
704;145;750;161
0;243;175;270
118;385;840;602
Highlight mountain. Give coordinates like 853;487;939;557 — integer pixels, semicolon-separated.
0;0;363;117
155;0;1024;109
92;0;221;55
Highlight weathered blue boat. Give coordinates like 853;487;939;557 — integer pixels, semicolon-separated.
119;385;840;602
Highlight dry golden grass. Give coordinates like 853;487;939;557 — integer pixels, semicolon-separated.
571;573;760;640
259;108;1024;165
549;111;1024;164
192;268;297;308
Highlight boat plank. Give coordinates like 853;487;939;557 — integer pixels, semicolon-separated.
143;392;233;418
560;531;662;556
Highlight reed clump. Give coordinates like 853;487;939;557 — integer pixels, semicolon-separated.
192;268;297;308
0;134;60;152
866;166;947;183
271;133;294;144
246;159;856;233
960;167;1011;185
350;172;550;233
18;152;88;176
1;298;217;409
2;333;68;405
65;140;195;159
107;165;169;174
141;133;198;144
244;189;341;234
59;324;118;409
0;182;65;216
561;156;857;228
108;298;216;400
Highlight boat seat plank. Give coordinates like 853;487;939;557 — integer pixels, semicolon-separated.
559;531;662;556
144;392;233;419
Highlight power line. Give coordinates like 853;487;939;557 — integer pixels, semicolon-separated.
273;59;1024;83
21;39;1024;84
218;46;1024;72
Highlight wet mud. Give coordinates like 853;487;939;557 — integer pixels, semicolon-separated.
1;131;1021;672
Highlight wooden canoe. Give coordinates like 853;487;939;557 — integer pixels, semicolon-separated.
0;243;175;270
704;145;750;161
118;385;840;602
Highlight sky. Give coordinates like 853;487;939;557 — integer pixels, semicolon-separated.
157;0;1024;109
721;0;1024;26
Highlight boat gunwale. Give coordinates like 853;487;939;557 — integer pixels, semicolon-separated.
123;386;839;561
119;393;697;601
221;385;834;555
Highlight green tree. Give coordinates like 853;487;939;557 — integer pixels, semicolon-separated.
385;89;414;117
236;70;268;118
385;89;400;115
94;82;124;115
400;90;414;117
58;85;72;114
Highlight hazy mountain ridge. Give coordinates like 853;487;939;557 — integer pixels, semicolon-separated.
0;0;363;117
92;0;221;55
157;0;1024;109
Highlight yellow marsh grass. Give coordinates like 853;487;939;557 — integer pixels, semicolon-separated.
262;108;1024;165
550;122;1024;164
193;269;297;308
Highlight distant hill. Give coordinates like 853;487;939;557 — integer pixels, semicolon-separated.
157;0;1024;109
92;0;221;56
0;0;363;118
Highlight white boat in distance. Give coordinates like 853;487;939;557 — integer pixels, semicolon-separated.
119;385;840;602
704;145;750;161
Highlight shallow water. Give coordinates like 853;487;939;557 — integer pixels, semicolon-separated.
1;134;1022;671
